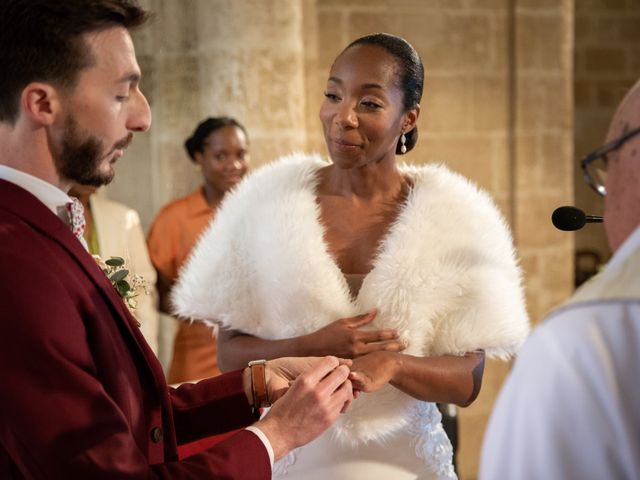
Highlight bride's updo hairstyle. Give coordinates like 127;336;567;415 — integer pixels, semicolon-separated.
341;33;424;155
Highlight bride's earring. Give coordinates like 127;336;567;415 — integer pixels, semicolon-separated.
400;133;407;154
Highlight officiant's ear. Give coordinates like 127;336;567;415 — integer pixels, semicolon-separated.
20;82;62;126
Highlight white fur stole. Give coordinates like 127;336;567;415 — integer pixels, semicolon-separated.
173;153;530;444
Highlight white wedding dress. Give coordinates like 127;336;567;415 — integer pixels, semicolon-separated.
272;396;456;479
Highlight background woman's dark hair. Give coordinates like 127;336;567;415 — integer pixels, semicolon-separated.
0;0;150;124
345;33;424;155
184;117;248;162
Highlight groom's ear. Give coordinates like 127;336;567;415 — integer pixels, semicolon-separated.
20;82;63;126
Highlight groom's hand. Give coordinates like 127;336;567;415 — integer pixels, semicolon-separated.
254;356;354;460
266;356;352;401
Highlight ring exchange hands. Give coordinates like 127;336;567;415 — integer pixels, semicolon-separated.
304;310;406;358
348;350;399;393
265;356;353;402
255;356;354;460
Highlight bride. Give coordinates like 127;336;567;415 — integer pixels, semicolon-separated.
173;33;529;479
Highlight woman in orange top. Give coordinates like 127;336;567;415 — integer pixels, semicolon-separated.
147;117;249;384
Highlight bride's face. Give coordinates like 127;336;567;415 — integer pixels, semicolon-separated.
319;44;409;170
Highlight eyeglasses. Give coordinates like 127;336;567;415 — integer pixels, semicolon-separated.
581;126;640;196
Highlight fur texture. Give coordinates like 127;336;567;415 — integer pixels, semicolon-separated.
173;153;530;443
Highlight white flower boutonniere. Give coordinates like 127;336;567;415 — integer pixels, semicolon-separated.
93;255;149;321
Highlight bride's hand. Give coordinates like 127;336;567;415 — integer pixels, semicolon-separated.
305;310;405;358
266;356;352;401
349;351;400;393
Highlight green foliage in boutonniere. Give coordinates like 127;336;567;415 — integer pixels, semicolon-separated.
93;255;149;317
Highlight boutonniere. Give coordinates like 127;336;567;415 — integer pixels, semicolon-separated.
93;255;149;320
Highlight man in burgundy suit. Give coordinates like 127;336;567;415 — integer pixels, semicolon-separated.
0;1;354;478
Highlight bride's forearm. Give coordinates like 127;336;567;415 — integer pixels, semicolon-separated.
351;350;485;406
390;351;485;406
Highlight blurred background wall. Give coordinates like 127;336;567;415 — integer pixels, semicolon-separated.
103;0;640;477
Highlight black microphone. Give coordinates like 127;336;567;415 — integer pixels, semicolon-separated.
552;206;603;231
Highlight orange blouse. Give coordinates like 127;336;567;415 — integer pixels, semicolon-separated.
147;188;219;383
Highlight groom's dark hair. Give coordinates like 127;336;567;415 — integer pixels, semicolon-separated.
0;0;150;124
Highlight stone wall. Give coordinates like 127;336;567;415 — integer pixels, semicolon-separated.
574;0;640;271
105;1;578;478
109;0;310;231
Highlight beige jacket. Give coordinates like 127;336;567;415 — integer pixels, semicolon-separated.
91;195;160;354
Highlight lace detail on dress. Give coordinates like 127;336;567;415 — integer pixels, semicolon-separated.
408;402;457;480
272;447;297;478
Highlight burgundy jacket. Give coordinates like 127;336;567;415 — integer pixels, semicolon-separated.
0;180;270;479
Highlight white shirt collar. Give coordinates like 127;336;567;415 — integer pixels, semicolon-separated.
0;165;71;215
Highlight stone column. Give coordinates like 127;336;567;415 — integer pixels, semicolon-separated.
110;0;308;230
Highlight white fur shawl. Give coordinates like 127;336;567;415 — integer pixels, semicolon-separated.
173;153;529;443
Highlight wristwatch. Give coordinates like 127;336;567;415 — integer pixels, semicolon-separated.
248;359;270;418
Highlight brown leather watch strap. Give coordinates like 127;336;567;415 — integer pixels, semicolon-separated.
248;360;270;418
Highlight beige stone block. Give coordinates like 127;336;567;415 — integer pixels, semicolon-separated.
250;132;309;168
470;76;508;131
136;54;155;107
198;48;306;131
584;47;626;73
514;133;538;192
155;139;202;206
516;191;571;248
596;78;639;108
422;77;473;132
154;56;202;134
489;136;510;197
403;13;493;71
153;0;199;52
574;14;593;44
620;17;640;41
515;76;545;130
574;79;594;108
519;250;540;279
317;11;346;70
574;49;586;74
462;0;508;9
576;0;626;11
516;76;571;131
488;11;508;71
130;15;156;55
541;133;572;190
429;136;497;193
195;0;302;50
544;77;572;130
601;0;634;10
540;249;575;299
516;14;566;71
345;11;402;43
517;0;565;7
627;47;640;72
320;0;463;8
105;132;156;231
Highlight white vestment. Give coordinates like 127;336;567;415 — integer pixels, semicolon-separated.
481;226;640;480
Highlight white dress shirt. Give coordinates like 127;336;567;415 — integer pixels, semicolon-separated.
0;165;88;248
0;165;71;216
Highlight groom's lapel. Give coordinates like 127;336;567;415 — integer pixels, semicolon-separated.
0;180;163;383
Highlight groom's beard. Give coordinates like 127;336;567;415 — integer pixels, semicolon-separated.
53;113;131;187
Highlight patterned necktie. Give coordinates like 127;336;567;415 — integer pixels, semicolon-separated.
66;196;87;242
